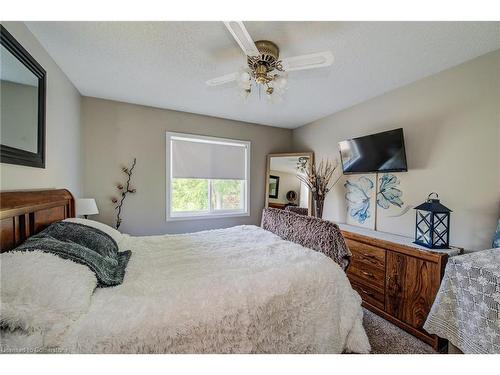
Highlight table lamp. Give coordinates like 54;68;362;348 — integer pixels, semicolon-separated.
76;198;99;219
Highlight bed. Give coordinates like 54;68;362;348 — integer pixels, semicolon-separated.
0;189;370;354
424;248;500;354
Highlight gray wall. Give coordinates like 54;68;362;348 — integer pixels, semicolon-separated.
293;50;500;251
0;22;82;196
82;97;292;235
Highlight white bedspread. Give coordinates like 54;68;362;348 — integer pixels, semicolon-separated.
47;225;369;353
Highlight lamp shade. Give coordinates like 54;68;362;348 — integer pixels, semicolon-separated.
76;198;99;217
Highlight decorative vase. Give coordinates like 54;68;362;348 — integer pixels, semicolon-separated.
297;159;339;220
314;197;325;219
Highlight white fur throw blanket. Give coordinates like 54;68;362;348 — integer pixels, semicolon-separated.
18;225;370;353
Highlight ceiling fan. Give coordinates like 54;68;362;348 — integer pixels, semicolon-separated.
206;21;334;100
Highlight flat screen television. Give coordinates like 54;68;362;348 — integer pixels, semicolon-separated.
339;128;408;174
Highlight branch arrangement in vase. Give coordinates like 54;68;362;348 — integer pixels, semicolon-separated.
297;159;340;218
111;158;137;229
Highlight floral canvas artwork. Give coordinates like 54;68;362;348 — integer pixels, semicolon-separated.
344;174;376;229
344;173;410;231
377;173;404;209
375;172;413;236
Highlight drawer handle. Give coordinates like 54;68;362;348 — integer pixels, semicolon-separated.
361;270;374;278
359;288;375;298
363;254;377;259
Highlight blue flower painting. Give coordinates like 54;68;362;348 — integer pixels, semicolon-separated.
344;176;374;224
377;174;404;209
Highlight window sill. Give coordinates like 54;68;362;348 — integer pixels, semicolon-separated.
166;211;250;222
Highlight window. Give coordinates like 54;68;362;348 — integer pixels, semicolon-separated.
166;132;250;220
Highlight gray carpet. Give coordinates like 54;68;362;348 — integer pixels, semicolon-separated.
362;308;437;354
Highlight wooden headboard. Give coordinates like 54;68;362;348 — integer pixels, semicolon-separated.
0;189;75;253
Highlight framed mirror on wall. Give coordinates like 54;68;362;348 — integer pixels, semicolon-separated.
265;152;314;216
0;25;46;168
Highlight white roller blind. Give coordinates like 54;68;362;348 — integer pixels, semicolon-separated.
171;136;247;180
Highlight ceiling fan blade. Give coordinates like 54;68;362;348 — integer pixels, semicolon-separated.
206;72;238;86
223;21;260;57
281;51;334;72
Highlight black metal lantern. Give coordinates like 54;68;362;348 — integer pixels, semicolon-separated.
414;193;452;249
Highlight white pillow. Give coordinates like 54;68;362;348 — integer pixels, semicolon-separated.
63;218;123;245
0;251;97;332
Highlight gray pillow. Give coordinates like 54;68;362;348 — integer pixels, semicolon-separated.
35;221;119;259
12;222;131;287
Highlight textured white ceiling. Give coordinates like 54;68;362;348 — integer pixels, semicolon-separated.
25;21;500;128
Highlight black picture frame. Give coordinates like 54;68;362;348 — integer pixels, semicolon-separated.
1;25;46;168
268;175;280;199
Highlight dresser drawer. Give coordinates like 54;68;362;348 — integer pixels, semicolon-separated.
350;279;385;310
346;239;386;270
347;259;385;291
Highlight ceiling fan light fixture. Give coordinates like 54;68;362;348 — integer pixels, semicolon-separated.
274;74;288;89
208;22;334;101
237;68;252;89
240;71;251;81
254;64;271;85
266;87;284;104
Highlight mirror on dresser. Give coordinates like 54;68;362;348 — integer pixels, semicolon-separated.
265;152;314;216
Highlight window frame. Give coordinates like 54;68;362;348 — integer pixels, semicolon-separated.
166;132;251;221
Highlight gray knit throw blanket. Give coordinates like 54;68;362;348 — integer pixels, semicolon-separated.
261;208;351;270
12;222;131;287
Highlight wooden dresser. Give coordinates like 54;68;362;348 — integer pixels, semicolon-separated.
268;202;286;209
339;224;462;351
